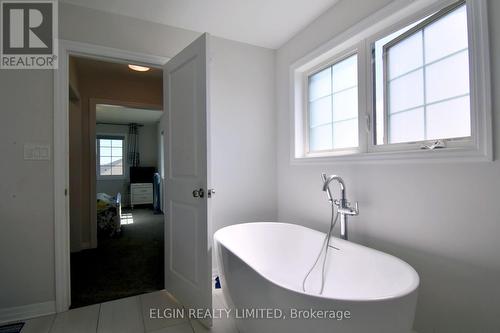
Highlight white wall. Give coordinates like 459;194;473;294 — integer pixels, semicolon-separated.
210;37;277;236
275;0;500;332
0;2;276;311
0;70;56;309
209;37;277;272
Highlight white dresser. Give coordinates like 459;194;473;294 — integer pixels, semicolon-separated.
130;183;153;208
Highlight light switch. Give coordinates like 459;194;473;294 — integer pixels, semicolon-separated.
24;143;51;160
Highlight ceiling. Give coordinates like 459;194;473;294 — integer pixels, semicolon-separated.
72;56;163;79
96;104;162;124
61;0;340;49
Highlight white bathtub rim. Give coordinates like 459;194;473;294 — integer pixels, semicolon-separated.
214;221;420;303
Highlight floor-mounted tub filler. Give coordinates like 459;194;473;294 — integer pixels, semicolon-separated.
214;222;419;333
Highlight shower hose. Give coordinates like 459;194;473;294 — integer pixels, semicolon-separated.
302;201;339;295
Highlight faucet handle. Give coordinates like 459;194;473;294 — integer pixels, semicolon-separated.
347;201;359;215
339;201;359;216
351;201;359;215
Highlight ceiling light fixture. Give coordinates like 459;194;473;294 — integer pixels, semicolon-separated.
128;64;150;72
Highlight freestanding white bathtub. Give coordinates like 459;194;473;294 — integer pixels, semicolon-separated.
214;222;419;333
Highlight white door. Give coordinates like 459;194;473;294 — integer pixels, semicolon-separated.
162;33;212;326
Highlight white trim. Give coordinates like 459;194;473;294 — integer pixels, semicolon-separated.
56;40;168;69
53;40;70;313
54;39;168;312
289;0;492;164
303;48;360;156
466;0;493;160
0;301;56;324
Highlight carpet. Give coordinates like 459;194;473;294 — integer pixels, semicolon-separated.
70;208;164;308
0;323;24;333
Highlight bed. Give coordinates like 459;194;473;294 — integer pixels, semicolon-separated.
96;192;122;237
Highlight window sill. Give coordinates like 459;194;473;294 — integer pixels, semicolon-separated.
97;176;127;181
292;146;492;165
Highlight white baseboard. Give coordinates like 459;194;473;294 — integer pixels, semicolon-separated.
0;301;56;324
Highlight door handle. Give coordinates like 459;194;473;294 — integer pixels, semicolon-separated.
192;188;204;198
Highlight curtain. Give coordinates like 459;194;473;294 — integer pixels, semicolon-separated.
128;123;140;167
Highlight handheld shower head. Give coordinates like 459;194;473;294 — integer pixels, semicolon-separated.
321;173;333;203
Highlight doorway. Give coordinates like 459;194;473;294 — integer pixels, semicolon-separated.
54;36;213;319
68;55;165;307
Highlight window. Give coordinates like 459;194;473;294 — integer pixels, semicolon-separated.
307;54;358;153
97;136;125;177
376;2;470;145
292;0;491;162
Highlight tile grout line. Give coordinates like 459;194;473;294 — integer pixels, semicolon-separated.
138;296;147;333
178;295;196;333
47;312;57;333
178;299;195;333
187;317;196;333
95;304;102;333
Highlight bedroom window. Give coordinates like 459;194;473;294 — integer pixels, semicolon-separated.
292;0;491;162
97;136;125;177
307;54;358;153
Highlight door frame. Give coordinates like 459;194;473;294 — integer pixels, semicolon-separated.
53;39;168;312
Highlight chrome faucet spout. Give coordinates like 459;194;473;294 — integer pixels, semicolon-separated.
322;174;346;197
322;174;345;192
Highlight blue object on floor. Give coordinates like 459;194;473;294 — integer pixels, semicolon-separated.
0;322;24;333
215;276;221;289
153;173;162;214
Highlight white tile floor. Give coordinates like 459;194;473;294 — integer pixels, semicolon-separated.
14;290;238;333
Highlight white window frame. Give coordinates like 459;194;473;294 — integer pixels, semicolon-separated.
96;134;127;180
381;1;470;146
291;0;492;164
304;47;362;157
